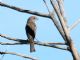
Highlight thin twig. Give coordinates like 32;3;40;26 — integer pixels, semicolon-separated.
0;51;38;60
0;42;21;45
43;0;51;15
0;34;17;41
69;18;80;31
43;0;55;18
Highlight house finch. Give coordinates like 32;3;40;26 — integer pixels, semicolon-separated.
25;16;37;52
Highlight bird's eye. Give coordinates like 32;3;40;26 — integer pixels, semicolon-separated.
34;17;36;19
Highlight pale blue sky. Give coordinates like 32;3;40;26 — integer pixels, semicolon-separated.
0;0;80;60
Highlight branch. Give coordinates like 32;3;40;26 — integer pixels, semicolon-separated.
50;0;70;42
56;0;68;28
0;51;37;60
43;0;68;43
0;34;67;50
35;41;67;50
43;0;51;15
0;42;65;45
0;42;20;45
0;2;50;18
0;40;66;45
41;0;66;43
0;34;18;41
56;0;65;17
68;18;80;31
43;0;55;20
50;1;80;59
0;42;67;51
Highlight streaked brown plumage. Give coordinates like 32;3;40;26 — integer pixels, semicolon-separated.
25;16;37;52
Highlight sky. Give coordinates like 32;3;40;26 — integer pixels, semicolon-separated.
0;0;80;60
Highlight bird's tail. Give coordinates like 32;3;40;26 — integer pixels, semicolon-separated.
29;39;35;52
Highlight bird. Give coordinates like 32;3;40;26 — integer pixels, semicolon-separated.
25;16;37;52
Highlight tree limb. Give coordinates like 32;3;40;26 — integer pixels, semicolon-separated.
50;0;70;42
0;42;67;51
0;2;50;18
0;34;18;41
0;42;20;45
43;0;67;43
56;0;68;28
0;42;66;45
50;0;80;60
0;51;37;60
56;0;65;17
0;34;67;50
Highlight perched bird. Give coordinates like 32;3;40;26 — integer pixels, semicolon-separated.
25;16;37;52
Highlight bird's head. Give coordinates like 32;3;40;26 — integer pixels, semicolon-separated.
28;16;38;22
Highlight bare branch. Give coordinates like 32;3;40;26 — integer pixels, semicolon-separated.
0;2;50;18
43;0;68;43
69;18;80;31
35;41;67;50
0;51;38;60
56;0;65;17
50;1;80;59
43;0;51;15
0;42;67;51
0;42;20;45
0;34;67;50
41;0;66;43
50;0;70;41
56;0;68;28
0;34;66;45
50;14;67;42
43;0;55;20
0;34;17;41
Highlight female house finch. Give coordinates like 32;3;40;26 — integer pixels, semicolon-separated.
25;16;37;52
